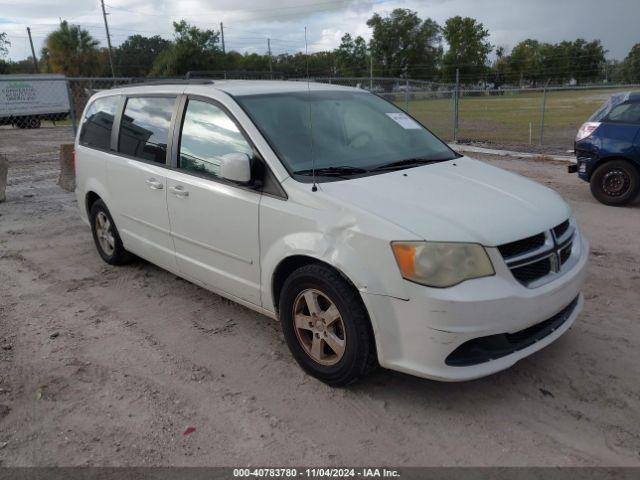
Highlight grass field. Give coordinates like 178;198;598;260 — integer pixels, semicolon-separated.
393;87;633;149
6;87;633;151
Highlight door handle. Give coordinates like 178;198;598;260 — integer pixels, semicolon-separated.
169;185;189;198
146;178;164;190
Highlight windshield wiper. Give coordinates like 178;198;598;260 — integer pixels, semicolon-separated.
372;157;443;171
293;166;370;177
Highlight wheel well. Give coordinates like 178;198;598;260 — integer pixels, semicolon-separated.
271;255;359;313
85;191;101;216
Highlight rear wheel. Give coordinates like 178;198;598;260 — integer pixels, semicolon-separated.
590;159;640;206
27;117;41;129
278;263;377;386
89;199;134;265
14;117;41;129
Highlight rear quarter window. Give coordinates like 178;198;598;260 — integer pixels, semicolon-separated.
79;95;120;150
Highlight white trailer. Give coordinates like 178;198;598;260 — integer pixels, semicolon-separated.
0;74;71;128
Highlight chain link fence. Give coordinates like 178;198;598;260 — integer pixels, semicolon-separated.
2;74;638;153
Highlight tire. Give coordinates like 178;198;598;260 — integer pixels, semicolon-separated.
27;117;41;129
89;199;134;265
590;159;640;206
278;263;377;386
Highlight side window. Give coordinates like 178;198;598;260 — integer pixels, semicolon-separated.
79;96;120;150
605;102;640;124
178;99;253;180
118;96;175;164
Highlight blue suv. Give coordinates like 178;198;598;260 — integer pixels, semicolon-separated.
571;91;640;206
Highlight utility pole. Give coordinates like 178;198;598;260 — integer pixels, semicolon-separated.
220;22;226;54
267;38;273;79
100;0;115;78
26;27;38;73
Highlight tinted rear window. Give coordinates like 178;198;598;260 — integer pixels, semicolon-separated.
79;96;120;150
118;97;175;164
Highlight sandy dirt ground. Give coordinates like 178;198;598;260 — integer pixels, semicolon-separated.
0;126;639;467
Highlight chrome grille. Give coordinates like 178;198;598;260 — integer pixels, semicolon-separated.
498;218;577;288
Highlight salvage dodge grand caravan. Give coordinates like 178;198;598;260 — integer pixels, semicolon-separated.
75;80;589;386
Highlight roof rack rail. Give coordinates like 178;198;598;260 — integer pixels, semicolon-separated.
112;78;215;89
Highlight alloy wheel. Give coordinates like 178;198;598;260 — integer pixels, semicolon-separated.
292;289;346;366
95;211;115;256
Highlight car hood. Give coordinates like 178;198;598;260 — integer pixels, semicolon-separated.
319;157;571;246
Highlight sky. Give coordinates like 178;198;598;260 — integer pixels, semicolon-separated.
0;0;637;63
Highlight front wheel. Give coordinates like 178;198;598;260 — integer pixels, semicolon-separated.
590;160;640;206
279;264;377;386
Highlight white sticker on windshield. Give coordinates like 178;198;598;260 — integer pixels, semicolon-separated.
386;112;421;129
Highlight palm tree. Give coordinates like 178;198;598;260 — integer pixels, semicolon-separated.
43;21;100;76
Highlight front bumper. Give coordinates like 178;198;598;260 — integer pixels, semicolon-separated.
574;142;599;181
361;234;589;381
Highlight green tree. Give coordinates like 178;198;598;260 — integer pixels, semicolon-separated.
270;51;334;77
7;57;39;73
238;52;270;72
0;32;9;58
367;9;442;79
335;33;368;76
42;21;100;76
565;39;607;84
1;34;11;74
491;45;509;86
502;38;607;85
508;39;541;85
116;35;170;77
442;16;492;83
621;43;640;83
151;20;222;76
607;59;624;83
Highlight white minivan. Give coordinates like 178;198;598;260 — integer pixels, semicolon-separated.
75;80;589;386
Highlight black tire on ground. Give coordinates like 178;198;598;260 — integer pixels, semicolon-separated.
278;263;378;387
590;159;640;206
14;117;28;129
26;117;41;129
89;199;135;265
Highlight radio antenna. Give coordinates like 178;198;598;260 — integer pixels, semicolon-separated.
305;26;317;192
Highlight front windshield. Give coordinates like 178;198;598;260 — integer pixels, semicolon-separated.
589;92;631;122
235;90;457;178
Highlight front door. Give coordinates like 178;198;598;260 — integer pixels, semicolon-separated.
165;97;261;305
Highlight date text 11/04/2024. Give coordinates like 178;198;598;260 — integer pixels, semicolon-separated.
232;468;401;478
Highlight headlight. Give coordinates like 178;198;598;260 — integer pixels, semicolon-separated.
576;122;600;142
391;241;494;288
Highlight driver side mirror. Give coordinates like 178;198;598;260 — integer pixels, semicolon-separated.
220;152;251;184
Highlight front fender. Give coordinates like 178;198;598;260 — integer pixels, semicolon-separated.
260;227;410;314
